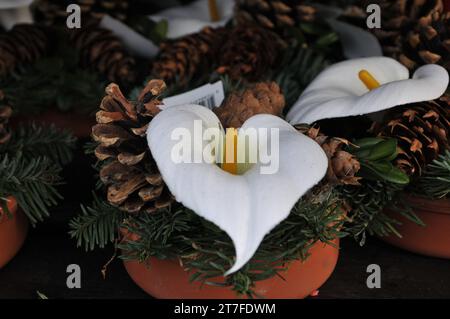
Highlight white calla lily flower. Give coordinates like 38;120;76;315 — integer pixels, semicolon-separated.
147;105;327;274
149;0;234;39
0;0;33;30
287;57;449;125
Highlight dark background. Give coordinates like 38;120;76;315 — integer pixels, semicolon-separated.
1;141;450;299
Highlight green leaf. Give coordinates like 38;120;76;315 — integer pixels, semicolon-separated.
353;137;384;150
356;139;397;161
361;161;410;185
153;19;168;40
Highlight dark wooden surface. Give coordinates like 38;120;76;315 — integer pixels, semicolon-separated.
1;145;450;299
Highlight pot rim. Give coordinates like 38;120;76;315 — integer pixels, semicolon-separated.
402;193;450;216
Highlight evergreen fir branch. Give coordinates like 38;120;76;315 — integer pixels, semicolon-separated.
69;194;124;251
1;123;76;166
413;150;450;199
0;154;63;225
338;180;421;245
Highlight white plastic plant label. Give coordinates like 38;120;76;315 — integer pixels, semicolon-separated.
162;81;225;109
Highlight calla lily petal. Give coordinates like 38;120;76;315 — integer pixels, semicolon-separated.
0;0;33;9
149;0;234;39
287;57;449;125
0;0;33;30
327;19;382;59
147;105;327;274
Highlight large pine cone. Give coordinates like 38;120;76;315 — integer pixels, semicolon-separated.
35;0;130;25
296;124;361;185
366;0;444;63
0;24;49;78
235;0;317;33
0;91;12;145
374;96;450;177
216;25;283;82
70;23;136;86
214;82;285;128
92;80;174;214
151;27;226;87
399;10;450;71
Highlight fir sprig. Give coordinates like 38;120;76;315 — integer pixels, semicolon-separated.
413;150;450;199
273;46;329;111
2;124;76;166
69;194;124;251
0;154;62;225
0;124;75;225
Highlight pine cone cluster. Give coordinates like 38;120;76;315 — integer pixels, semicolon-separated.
296;124;361;185
0;24;49;78
151;27;226;87
0;91;12;145
366;0;448;71
70;23;136;86
234;0;317;33
35;0;130;25
92;80;174;214
216;25;283;82
399;10;450;71
214;82;285;128
374;96;450;177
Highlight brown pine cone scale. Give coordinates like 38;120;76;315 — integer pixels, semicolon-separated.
214;82;285;128
296;125;361;185
216;25;283;82
151;27;226;87
374;95;450;176
71;23;136;86
0;24;49;78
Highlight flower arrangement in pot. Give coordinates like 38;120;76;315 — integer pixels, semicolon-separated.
0;91;76;268
286;53;449;254
313;0;450;255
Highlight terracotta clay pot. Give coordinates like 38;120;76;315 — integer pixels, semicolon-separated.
124;239;339;299
0;197;29;268
11;110;95;138
381;195;450;259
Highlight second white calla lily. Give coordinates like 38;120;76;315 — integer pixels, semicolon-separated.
149;0;234;39
147;105;327;274
0;0;33;30
287;57;449;125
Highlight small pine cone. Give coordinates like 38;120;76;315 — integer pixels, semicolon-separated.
35;0;130;25
234;0;317;35
374;96;450;177
399;10;450;71
0;91;12;145
70;23;136;86
0;24;50;78
216;25;283;82
151;27;226;87
296;124;361;185
214;82;285;128
365;0;444;60
92;80;174;214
